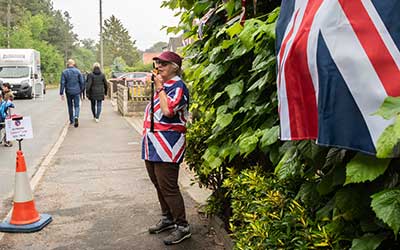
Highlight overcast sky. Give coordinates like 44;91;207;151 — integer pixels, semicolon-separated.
51;0;180;51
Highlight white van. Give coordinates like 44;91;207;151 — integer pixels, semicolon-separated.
0;49;44;99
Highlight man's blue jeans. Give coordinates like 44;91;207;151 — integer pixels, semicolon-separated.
66;94;80;124
90;100;103;119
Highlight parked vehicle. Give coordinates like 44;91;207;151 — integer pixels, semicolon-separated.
0;49;44;99
119;72;151;84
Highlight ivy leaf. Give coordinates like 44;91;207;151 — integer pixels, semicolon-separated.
247;73;269;92
350;234;385;250
376;116;400;158
209;47;223;63
267;7;281;23
192;1;211;16
345;153;390;185
202;145;223;174
317;166;345;195
217;105;228;115
335;187;369;220
269;145;280;165
225;81;243;99
238;134;259;157
371;189;400;236
212;91;224;103
373;96;400;120
229;43;249;60
239;19;262;49
213;113;234;129
200;63;226;83
260;22;276;39
274;147;300;180
260;126;279;149
221;39;236;49
226;22;243;38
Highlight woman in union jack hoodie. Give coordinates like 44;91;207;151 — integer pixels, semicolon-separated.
141;51;191;245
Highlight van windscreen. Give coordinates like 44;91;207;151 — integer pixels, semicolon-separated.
0;66;29;78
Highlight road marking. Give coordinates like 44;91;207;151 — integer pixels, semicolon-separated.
128;142;139;145
0;122;69;241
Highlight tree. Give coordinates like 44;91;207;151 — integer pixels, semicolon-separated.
145;41;168;52
111;57;127;72
43;10;77;62
81;38;97;52
72;47;96;72
101;15;140;67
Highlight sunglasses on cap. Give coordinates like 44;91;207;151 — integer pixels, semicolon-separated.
155;60;171;67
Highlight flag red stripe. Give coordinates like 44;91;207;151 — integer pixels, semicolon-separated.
144;121;186;132
278;10;299;88
284;0;322;139
339;0;400;96
154;133;173;158
173;143;185;162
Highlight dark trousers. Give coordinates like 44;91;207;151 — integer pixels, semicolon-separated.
145;160;188;226
66;93;80;124
90;99;103;119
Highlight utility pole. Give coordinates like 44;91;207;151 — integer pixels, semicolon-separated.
99;0;104;69
6;0;11;48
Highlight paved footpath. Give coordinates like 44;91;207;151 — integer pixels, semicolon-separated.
0;99;224;250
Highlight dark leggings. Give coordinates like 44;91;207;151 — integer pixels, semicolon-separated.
145;160;187;226
90;99;103;119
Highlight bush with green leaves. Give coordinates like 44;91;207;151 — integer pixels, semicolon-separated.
224;167;333;250
162;0;400;249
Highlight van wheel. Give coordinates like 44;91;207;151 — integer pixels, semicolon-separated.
27;88;33;99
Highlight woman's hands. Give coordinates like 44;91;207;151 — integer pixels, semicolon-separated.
152;72;172;117
153;73;164;90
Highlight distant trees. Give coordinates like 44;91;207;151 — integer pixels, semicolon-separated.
0;1;146;81
0;0;77;83
102;15;141;67
145;41;167;53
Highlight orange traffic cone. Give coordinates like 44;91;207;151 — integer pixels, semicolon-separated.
0;150;52;233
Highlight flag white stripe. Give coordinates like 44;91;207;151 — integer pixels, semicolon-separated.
172;134;185;158
147;133;171;161
361;0;400;70
319;0;393;145
307;3;325;104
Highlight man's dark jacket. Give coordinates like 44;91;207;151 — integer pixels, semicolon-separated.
60;66;84;95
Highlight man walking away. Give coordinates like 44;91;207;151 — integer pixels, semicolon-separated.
60;59;84;128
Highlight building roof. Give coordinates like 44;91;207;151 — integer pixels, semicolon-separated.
142;52;160;65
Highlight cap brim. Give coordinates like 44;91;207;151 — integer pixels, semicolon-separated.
152;55;170;62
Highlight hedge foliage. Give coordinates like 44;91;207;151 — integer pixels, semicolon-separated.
162;0;400;249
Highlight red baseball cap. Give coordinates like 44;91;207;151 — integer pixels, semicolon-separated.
153;51;182;68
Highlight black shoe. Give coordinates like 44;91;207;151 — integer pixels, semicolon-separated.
163;225;191;245
74;117;79;128
148;218;175;234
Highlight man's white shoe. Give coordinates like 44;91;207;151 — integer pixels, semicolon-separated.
95;118;99;123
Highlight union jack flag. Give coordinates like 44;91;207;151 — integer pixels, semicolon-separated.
276;0;400;154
